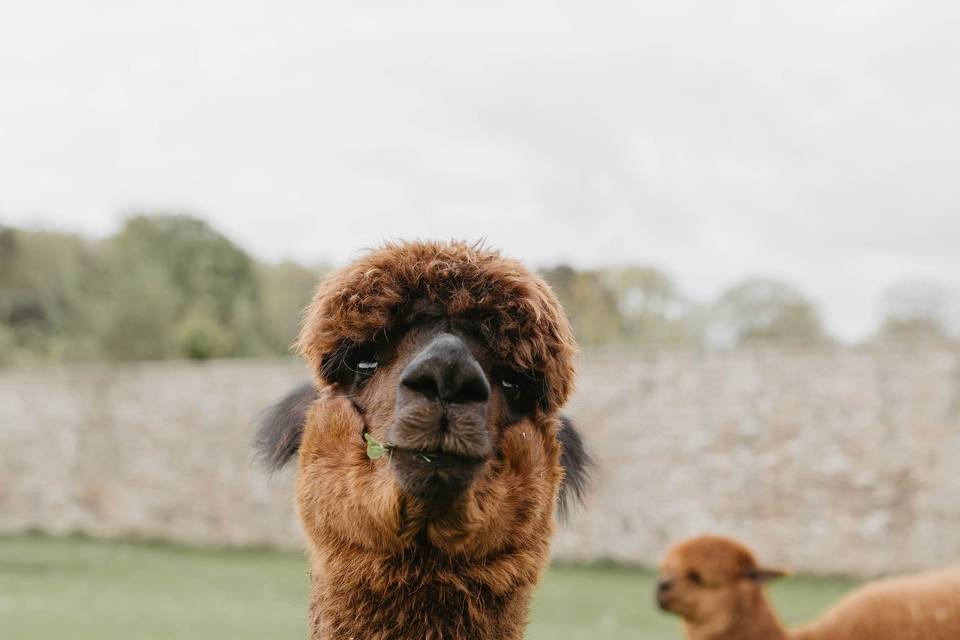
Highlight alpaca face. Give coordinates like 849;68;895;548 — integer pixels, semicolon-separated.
657;542;746;623
256;242;591;563
657;536;785;625
323;314;540;502
289;316;569;558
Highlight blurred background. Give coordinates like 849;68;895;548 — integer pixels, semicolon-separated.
2;1;959;638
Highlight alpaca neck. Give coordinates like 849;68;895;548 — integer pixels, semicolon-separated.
307;543;542;640
685;591;791;640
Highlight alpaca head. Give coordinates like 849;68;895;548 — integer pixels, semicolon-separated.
257;240;590;559
657;535;787;628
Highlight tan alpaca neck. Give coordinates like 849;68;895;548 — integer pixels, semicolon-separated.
293;398;564;640
307;542;539;640
685;590;791;640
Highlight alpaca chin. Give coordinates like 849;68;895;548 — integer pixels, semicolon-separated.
388;447;489;503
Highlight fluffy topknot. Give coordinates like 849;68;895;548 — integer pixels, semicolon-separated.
297;240;578;412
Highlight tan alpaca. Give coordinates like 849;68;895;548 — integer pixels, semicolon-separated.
256;241;591;640
657;535;960;640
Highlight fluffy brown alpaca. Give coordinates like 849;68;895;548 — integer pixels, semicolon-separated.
657;534;960;640
256;241;591;640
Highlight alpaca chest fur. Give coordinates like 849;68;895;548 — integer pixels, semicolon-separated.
682;594;789;640
296;402;562;640
308;545;549;640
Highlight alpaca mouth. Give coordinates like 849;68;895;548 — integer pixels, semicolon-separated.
389;446;488;469
386;412;494;471
388;443;490;500
656;592;674;611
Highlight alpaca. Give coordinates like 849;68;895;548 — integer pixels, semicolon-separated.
256;241;591;640
657;534;960;640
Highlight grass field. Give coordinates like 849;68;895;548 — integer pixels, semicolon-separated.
0;535;859;639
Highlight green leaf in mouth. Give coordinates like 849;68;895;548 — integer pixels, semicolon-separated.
364;432;390;460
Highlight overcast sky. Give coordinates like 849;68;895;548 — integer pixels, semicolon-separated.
2;0;958;340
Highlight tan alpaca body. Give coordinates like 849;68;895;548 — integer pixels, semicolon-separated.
792;566;960;640
660;536;960;640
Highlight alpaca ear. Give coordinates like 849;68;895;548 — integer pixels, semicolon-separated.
745;567;789;583
254;383;317;470
557;414;594;521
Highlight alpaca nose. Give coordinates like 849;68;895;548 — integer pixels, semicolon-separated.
400;334;490;405
656;578;674;609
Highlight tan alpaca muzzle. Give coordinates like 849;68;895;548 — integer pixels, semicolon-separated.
656;577;678;611
387;332;494;500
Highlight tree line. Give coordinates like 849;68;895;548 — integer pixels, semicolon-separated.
1;214;957;366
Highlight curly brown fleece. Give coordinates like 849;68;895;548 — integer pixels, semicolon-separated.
298;240;577;411
292;240;579;640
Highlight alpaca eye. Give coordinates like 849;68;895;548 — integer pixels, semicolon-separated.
350;345;380;386
494;367;540;416
500;377;523;402
355;360;378;384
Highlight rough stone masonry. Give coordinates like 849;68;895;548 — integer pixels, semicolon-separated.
2;346;958;576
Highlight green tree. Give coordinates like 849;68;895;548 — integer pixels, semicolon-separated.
0;226;100;364
541;265;625;344
709;278;828;348
0;214;333;365
607;266;704;347
257;261;324;355
98;214;261;360
874;278;958;344
93;259;180;360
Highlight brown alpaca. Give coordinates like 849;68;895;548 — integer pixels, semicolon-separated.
256;241;591;640
657;535;960;640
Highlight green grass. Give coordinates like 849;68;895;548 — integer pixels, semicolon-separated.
0;535;859;639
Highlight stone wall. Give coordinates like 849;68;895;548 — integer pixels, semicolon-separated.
2;347;959;575
0;360;306;549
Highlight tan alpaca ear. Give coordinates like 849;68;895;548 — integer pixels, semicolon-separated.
745;567;790;583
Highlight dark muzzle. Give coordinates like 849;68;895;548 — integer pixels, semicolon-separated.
388;333;493;499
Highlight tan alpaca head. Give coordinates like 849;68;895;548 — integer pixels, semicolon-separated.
257;240;589;567
657;535;787;628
